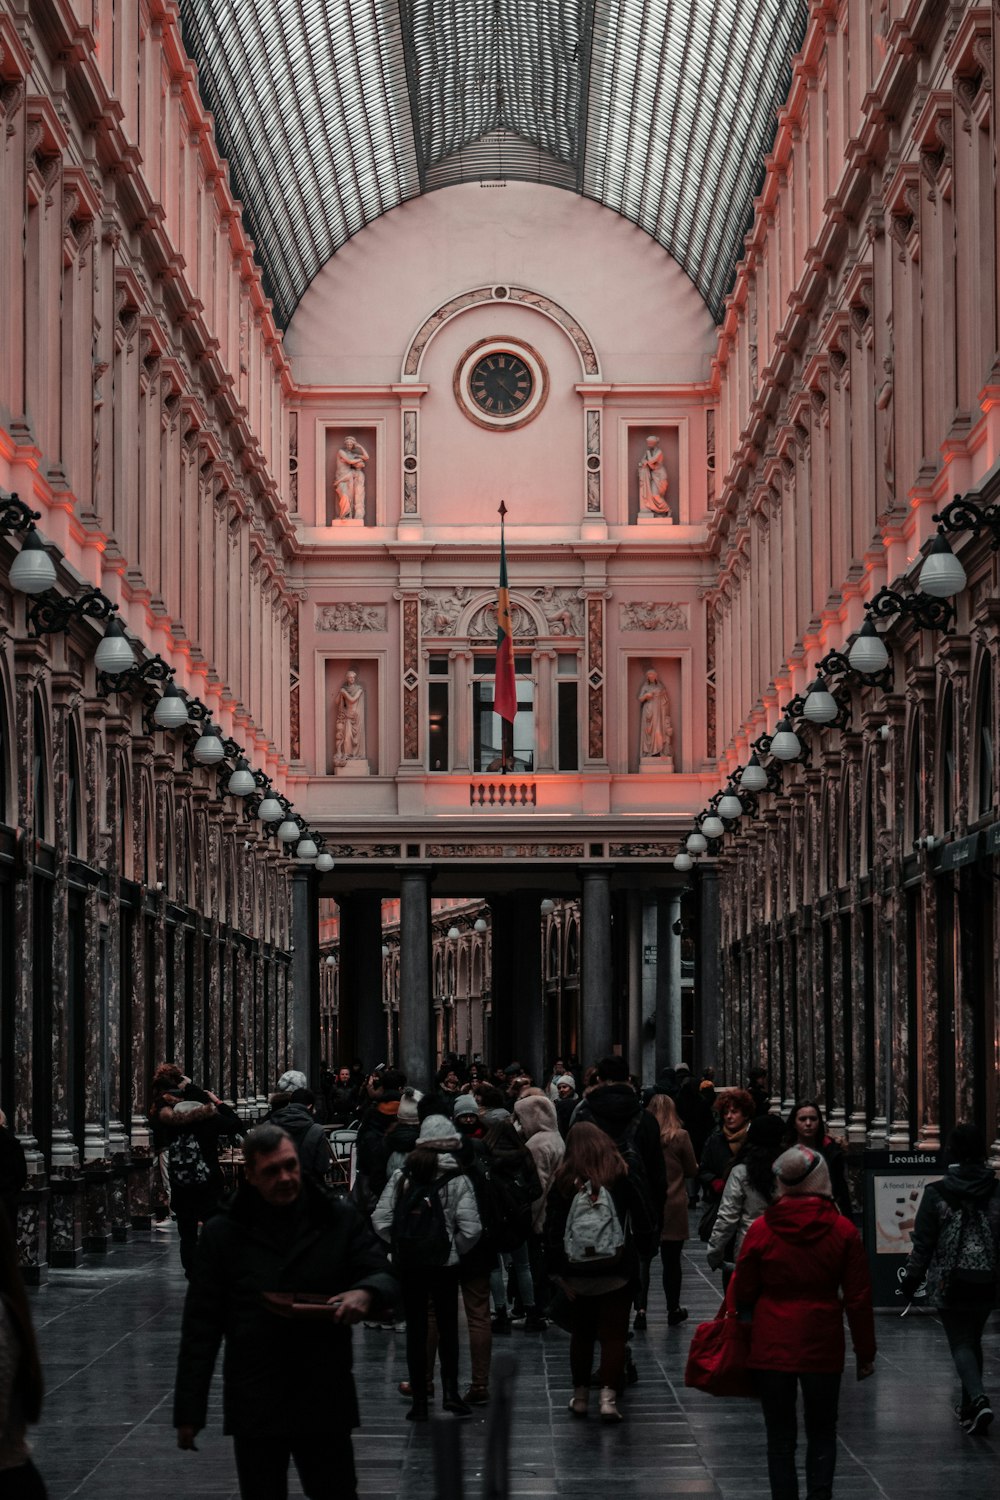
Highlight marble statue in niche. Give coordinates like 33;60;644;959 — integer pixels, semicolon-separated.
333;669;369;775
638;435;672;518
638;669;674;770
333;437;369;520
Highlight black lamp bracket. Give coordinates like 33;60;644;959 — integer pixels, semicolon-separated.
97;652;174;699
27;587;117;639
865;585;955;634
0;492;39;534
933;492;1000;550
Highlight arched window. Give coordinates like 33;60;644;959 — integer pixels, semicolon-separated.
0;674;10;826
565;922;579;975
937;684;955;834
548;927;560;978
975;659;994;819
32;691;49;842
67;723;83;858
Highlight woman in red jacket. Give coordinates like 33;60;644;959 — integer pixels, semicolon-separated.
732;1145;876;1500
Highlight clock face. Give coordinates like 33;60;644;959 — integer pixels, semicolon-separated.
469;351;534;417
455;338;549;430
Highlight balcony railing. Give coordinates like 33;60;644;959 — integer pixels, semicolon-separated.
469;779;537;808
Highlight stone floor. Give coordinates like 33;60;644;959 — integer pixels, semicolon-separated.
26;1222;999;1500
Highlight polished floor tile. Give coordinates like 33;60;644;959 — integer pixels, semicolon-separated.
25;1219;1000;1499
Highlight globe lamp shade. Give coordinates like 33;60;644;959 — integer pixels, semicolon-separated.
540;899;555;916
153;683;189;731
769;719;802;761
277;819;300;843
673;852;693;873
717;792;744;820
226;758;256;796
314;852;335;873
686;831;708;855
700;814;725;839
9;532;58;594
474;917;488;934
918;535;967;599
296;837;319;861
802;680;839;724
257;794;283;823
848;620;890;675
93;619;136;676
192;723;225;765
739;755;768;793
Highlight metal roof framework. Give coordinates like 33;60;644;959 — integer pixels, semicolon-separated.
179;0;807;328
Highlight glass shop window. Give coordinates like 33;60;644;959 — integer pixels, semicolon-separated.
472;655;534;772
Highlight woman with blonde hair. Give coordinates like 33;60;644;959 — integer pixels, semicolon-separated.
636;1094;698;1329
543;1122;644;1422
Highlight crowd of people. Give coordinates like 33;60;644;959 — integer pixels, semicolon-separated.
0;1056;996;1500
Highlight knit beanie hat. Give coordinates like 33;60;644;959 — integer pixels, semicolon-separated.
276;1070;308;1095
397;1087;423;1124
417;1113;460;1148
452;1094;479;1120
747;1113;786;1151
774;1145;833;1198
555;1074;576;1089
482;1107;512;1126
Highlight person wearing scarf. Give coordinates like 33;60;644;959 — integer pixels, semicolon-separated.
697;1089;756;1206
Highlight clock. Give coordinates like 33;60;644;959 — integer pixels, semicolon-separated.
454;338;549;430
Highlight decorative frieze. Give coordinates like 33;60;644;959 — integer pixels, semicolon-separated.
619;601;689;632
316;603;387;633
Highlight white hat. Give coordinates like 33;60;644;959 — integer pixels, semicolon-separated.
774;1146;833;1198
417;1114;460;1147
276;1070;307;1094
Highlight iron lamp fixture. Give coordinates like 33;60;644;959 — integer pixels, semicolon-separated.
717;791;744;820
192;723;226;765
769;718;803;761
447;925;461;939
0;491;40;535
226;758;257;796
296;836;319;861
152;683;190;731
739;754;769;793
800;678;839;724
98;651;174;698
9;530;58;594
315;851;335;873
933;490;1000;551
257;794;284;822
276;818;301;843
700;813;725;839
27;586;118;639
92;618;137;677
686;831;708;855
540;898;555;915
865;584;955;633
918;534;967;598
673;851;693;872
847;620;891;675
473;916;488;933
325;954;336;967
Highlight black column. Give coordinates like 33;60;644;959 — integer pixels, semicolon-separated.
580;869;613;1064
290;866;320;1086
697;867;722;1075
339;892;386;1074
511;893;544;1082
399;867;433;1090
488;896;514;1067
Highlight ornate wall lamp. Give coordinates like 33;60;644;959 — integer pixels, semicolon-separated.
97;651;175;699
932;491;1000;556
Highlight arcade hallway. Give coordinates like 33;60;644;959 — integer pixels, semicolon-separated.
28;1229;998;1500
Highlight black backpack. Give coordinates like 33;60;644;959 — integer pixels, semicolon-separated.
391;1172;460;1270
168;1131;209;1188
483;1156;536;1251
617;1115;660;1259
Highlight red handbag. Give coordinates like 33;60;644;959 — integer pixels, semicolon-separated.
684;1287;755;1398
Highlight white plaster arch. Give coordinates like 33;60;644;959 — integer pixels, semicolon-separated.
402;284;601;381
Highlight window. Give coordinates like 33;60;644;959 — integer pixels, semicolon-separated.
472;655;534;772
975;662;994;819
427;655;450;771
557;655;579;771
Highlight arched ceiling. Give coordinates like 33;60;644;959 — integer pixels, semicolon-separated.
179;0;807;329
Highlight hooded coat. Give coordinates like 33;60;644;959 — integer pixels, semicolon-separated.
903;1161;1000;1307
371;1152;482;1267
572;1083;668;1224
173;1177;397;1437
513;1095;565;1232
268;1103;333;1181
732;1195;876;1373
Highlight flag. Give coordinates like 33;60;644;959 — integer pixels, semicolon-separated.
494;508;517;725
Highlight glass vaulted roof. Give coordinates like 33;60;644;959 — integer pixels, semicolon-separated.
180;0;807;328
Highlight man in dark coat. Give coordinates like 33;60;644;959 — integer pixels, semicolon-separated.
174;1123;397;1500
572;1055;667;1238
268;1089;334;1182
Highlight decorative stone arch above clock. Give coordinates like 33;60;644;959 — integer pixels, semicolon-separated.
402;284;601;380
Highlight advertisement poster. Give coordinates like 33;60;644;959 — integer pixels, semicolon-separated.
862;1151;942;1307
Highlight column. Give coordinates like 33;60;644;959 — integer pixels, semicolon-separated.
640;894;658;1087
488;896;514;1066
450;649;473;771
290;866;319;1085
580;869;613;1063
339;893;386;1073
626;891;642;1082
655;893;682;1078
399;867;433;1088
697;867;722;1075
534;650;556;773
511;893;544;1081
